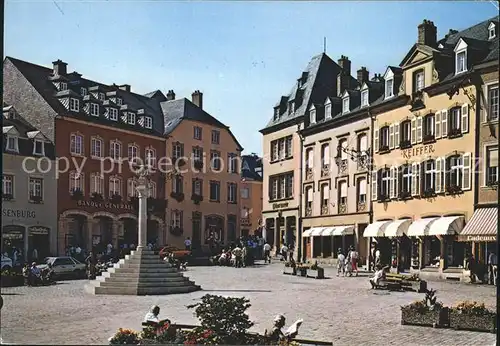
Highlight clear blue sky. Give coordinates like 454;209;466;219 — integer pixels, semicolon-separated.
5;1;498;155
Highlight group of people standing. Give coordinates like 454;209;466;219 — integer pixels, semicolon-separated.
336;246;359;277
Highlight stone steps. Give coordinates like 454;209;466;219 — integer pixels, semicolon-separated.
99;271;184;279
96;275;189;283
85;284;201;296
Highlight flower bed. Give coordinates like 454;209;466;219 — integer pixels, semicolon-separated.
283;265;296;276
306;268;325;279
449;301;497;333
400;290;447;328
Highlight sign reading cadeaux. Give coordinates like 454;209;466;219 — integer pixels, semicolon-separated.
77;200;134;211
401;144;435;159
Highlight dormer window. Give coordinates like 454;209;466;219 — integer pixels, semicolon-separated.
69;98;79;112
116;97;123;106
109;108;118;121
60;82;68;91
385;79;394;99
90;103;99;117
361;90;369;107
413;69;425;92
127;112;136;125
144;116;153;129
325;100;332;119
273;108;280;121
33;140;45;156
342;97;350;114
80;87;87;96
456;50;467;74
6;135;18;152
309;105;317;124
488;22;496;40
98;92;105;101
288;102;294;115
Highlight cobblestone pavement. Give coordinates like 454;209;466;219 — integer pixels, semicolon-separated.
1;263;497;345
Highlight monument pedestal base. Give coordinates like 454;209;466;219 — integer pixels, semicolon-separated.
84;249;201;295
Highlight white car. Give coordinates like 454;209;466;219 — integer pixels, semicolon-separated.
1;254;13;271
37;256;86;279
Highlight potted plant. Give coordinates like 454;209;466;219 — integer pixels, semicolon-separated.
2;193;13;201
307;261;325;279
398;190;412;200
449;301;496;333
91;192;103;202
71;188;83;200
108;328;140;345
110;194;122;204
283;261;297;275
191;194;203;205
170;191;185;202
401;289;448;327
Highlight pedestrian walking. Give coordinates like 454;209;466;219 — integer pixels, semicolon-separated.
488;251;497;286
184;237;192;251
337;249;345;277
263;242;271;263
280;244;288;262
232;245;243;268
348;246;359;277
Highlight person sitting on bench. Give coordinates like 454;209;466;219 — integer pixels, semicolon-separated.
143;305;171;327
369;265;389;289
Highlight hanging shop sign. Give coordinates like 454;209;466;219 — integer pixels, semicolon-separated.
272;202;289;210
458;235;497;242
28;226;50;235
2;226;25;239
77;200;134;211
401;144;435;159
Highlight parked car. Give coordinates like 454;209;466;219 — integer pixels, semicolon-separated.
1;254;13;271
37;256;86;279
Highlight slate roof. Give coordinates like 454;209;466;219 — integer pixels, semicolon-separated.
161;98;243;151
5;57;166;136
241;154;263;182
261;53;355;132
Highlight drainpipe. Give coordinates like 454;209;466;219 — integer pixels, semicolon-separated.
297;123;304;261
367;110;375;271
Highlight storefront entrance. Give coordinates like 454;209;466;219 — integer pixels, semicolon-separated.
28;226;50;259
2;225;25;265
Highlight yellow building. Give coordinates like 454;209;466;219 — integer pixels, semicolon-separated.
364;17;498;280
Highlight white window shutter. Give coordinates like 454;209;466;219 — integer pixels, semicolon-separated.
374;128;379;153
435;111;442;139
394;166;399;197
411;162;420;196
441;109;448;137
461;103;469;133
462;152;472;190
394;123;400;148
435;158;442;193
389;166;395;198
416;116;423;143
411;117;417;144
389;124;395;149
371;170;378;201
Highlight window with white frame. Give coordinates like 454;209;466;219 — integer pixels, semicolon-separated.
144;116;153;129
320;183;329;207
99;92;105;101
109;108;118;121
91;137;103;158
357;177;367;204
321;143;330;167
210;151;222;171
305;186;313;210
127;112;136;125
228;153;238;173
381;168;391;198
270;136;292;161
29;177;43;201
3;175;14;197
109;176;122;196
385;79;394;98
449;107;461;132
342;97;350;114
193;179;203;196
401;164;412;194
60;82;67;91
69;98;79;112
338;180;347;206
171;210;183;228
128;144;139;161
33;140;45;156
211;130;220;144
173;142;183;159
193;126;202;140
127;178;138;197
309;106;317;124
90;173;104;195
489;22;496;39
110;140;121;160
339;138;348;162
227;182;237;203
6;135;19;152
116;97;123;106
271;140;279;161
149;181;157;198
424;160;436;191
448;155;463;187
361;90;369;107
192;147;203;161
90;103;99;117
172;175;183;194
325;102;332;118
70;133;83;155
423;114;435;138
486;146;498;185
69;171;84;193
305;148;313;169
413;69;425;92
285;136;292;158
380;126;389;149
400;121;411;144
145;147;156;167
80;87;87;96
456;50;467;74
241;187;249;199
358;134;368;163
487;84;499;121
269;173;293;200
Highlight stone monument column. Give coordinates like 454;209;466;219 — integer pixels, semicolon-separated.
135;171;149;250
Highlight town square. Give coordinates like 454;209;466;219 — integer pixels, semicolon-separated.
1;1;499;345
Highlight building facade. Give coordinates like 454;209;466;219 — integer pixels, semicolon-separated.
2;105;58;260
161;92;243;249
4;57;167;255
240;154;263;237
365;17;498;280
260;53;342;257
300;60;384;264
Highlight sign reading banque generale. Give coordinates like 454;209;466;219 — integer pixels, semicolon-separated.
401;144;435;159
77;200;134;211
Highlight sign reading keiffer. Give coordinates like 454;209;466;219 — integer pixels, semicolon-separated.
401;144;435;159
77;200;134;211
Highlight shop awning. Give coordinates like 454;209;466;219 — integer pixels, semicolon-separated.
428;216;464;236
384;219;412;237
321;227;337;236
407;218;438;237
458;208;498;242
363;221;391;237
332;225;355;236
310;228;326;236
302;228;314;237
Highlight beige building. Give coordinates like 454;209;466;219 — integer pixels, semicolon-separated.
2;106;58;260
260;53;344;257
364;17;497;280
161;91;243;249
239;154;263;236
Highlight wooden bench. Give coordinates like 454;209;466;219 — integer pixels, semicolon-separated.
385;274;427;293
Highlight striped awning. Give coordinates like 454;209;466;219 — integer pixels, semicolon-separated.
322;227;337;236
428;216;464;236
384;219;412;237
407;218;438;237
363;221;391;237
459;208;498;242
302;228;314;237
332;225;355;236
310;228;326;236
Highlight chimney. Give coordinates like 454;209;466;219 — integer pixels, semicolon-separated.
167;90;176;101
192;90;203;109
357;67;369;85
119;84;131;92
337;55;351;94
52;59;67;76
418;19;437;47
